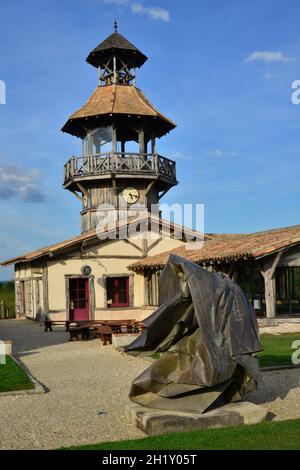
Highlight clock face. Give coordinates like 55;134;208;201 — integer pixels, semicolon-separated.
122;187;139;204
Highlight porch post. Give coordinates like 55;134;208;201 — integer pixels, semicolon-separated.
260;251;283;326
139;130;145;154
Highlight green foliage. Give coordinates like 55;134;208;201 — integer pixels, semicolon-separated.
0;356;34;392
0;281;15;318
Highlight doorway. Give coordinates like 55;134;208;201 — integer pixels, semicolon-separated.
69;278;90;321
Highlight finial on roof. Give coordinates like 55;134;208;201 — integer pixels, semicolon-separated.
114;17;118;33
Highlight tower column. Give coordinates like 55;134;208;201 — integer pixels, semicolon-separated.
151;137;156;154
139;130;145;154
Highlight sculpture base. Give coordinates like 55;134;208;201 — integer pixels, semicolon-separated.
125;401;270;436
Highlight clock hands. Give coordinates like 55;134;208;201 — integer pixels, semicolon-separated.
123;187;139;204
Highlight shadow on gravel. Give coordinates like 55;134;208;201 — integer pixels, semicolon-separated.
246;369;300;405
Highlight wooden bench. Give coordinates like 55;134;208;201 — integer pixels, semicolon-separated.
68;325;91;341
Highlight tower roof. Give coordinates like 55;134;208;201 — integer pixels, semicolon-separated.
86;29;148;69
61;84;176;140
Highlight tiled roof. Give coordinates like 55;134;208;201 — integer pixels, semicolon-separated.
61;84;176;138
0;216;201;267
129;224;300;270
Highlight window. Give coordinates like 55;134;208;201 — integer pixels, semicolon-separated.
83;126;113;156
106;277;130;308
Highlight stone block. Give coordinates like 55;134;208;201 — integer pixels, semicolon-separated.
125;401;270;436
0;340;12;356
112;333;140;350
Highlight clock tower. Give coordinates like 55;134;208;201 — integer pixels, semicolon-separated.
62;21;177;233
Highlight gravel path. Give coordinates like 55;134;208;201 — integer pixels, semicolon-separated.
0;320;146;450
0;319;300;449
246;369;300;421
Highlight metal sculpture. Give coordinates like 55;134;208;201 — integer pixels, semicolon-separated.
125;254;263;413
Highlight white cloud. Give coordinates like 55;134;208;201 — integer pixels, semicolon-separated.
204;149;238;158
244;51;295;64
131;3;170;21
0;165;45;203
173;151;194;161
103;1;170;22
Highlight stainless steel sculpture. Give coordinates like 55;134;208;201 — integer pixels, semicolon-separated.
126;255;263;413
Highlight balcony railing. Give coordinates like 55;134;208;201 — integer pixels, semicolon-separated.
63;152;176;185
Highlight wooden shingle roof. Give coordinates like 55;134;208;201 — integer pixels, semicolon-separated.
61;84;176;139
129;224;300;270
86;31;148;68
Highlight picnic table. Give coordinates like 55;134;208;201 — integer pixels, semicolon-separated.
43;318;145;344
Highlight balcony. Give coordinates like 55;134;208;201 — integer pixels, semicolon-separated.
63;152;177;188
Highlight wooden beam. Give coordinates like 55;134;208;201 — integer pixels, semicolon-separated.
158;189;169;200
76;183;89;200
69;190;84;203
42;263;49;318
113;56;117;83
147;237;162;254
139;130;145;154
260;251;283;324
151;136;156;154
123;238;144;254
142;238;148;257
227;261;236;280
145;180;156;196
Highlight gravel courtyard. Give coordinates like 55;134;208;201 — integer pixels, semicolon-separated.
0;319;146;450
0;319;300;450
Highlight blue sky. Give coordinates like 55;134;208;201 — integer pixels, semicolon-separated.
0;0;300;280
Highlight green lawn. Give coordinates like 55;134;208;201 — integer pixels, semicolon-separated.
259;333;300;367
0;356;34;393
65;418;300;450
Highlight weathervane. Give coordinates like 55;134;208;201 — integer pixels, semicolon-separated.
114;17;118;33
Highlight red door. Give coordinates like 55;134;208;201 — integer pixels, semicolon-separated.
69;278;89;321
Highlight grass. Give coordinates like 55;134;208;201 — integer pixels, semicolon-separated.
0;281;15;318
259;333;300;367
0;356;34;393
65;418;300;450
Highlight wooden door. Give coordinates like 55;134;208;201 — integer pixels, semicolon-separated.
69;278;89;321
